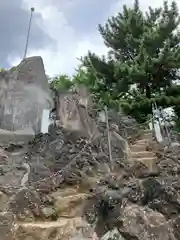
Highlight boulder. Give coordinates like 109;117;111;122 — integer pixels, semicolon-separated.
14;217;97;240
0;211;14;240
118;204;175;240
0;191;8;211
56;90;100;140
101;228;125;240
52;191;88;217
7;188;42;221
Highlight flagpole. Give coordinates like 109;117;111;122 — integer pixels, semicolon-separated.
23;7;35;59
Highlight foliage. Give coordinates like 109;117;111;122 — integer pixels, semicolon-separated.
51;0;180;123
79;0;180;122
50;74;73;92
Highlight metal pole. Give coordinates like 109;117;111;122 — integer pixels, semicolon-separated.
105;106;113;172
23;7;35;59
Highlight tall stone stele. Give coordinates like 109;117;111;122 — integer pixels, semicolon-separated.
0;56;51;135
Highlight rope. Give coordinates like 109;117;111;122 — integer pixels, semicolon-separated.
0;117;134;191
0;136;93;191
0;98;154;191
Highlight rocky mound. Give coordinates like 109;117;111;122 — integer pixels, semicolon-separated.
1;89;180;239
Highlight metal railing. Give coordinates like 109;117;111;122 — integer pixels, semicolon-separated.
151;102;172;145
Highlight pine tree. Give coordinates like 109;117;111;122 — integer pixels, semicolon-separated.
82;0;180;113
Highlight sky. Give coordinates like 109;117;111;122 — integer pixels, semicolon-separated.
1;0;180;77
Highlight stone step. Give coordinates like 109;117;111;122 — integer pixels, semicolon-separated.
131;157;156;162
143;133;153;140
131;151;154;159
135;139;149;145
143;129;152;134
131;157;157;170
14;217;95;239
131;144;147;151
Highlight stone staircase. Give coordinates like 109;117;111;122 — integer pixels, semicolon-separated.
13;191;96;240
129;129;158;172
2;129;159;240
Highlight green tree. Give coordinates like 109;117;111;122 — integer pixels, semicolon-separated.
81;0;180;121
50;74;73;92
73;66;111;106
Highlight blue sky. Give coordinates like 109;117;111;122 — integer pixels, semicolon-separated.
1;0;179;76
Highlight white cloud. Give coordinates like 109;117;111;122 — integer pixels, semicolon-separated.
8;0;180;77
8;0;108;77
